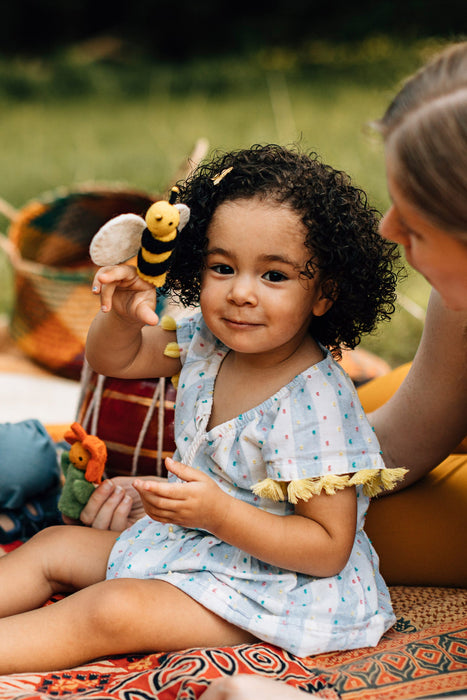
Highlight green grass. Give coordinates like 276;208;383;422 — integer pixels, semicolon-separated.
0;37;447;365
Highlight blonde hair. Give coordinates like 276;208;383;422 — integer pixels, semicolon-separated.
377;42;467;238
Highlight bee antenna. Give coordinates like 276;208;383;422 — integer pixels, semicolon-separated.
169;186;179;205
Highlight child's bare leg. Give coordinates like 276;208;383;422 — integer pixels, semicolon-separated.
0;578;257;674
0;525;118;618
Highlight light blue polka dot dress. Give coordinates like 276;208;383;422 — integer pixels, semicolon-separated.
107;313;396;657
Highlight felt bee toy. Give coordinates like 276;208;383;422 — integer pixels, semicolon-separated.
89;186;190;287
57;422;107;520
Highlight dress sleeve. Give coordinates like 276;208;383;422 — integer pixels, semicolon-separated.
174;313;200;367
159;311;218;388
251;361;407;503
175;312;223;368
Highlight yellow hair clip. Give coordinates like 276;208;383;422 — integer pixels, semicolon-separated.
212;166;233;186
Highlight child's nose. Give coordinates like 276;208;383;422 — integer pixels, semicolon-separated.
227;274;257;305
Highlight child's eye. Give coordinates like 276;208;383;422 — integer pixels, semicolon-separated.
263;270;288;282
210;264;234;275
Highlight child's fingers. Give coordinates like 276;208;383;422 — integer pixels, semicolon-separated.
92;264;135;290
91;265;158;322
99;281;120;313
133;298;159;326
134;481;184;520
133;478;188;500
92;266;133;313
165;457;205;483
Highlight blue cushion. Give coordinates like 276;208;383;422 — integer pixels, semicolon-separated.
0;419;60;509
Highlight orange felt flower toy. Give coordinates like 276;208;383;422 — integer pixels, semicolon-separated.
58;422;107;520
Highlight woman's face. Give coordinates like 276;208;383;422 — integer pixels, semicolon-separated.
380;160;467;311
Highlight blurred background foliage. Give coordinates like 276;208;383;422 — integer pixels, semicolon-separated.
0;0;464;59
0;1;463;366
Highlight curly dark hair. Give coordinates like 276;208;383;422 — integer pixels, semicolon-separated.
165;144;401;357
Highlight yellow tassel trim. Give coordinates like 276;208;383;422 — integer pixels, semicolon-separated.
160;315;177;331
378;467;408;492
164;342;180;359
160;317;180;387
287;474;350;503
252;467;408;503
251;478;288;502
348;467;408;496
348;469;381;497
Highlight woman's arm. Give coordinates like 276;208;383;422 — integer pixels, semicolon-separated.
370;290;467;488
134;458;357;578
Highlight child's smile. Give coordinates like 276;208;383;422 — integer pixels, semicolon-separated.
200;197;331;366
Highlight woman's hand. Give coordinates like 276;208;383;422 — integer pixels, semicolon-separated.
133;457;230;533
200;676;307;700
62;477;146;531
92;264;159;327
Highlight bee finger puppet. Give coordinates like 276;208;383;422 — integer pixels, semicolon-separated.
57;422;107;521
89;186;190;287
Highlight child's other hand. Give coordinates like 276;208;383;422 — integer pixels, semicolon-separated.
133;458;230;534
92;264;158;327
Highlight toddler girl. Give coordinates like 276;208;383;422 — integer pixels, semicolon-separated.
0;144;404;673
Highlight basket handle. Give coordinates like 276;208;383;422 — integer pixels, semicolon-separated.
0;235;46;275
168;138;209;188
0;235;95;278
0;197;19;222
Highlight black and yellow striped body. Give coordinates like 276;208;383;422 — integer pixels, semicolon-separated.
136;194;181;287
137;226;177;286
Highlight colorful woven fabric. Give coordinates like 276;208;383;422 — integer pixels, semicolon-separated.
0;579;465;699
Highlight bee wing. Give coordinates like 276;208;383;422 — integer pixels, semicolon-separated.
175;204;190;231
89;214;146;266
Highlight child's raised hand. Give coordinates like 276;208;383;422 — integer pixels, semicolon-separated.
92;264;159;327
133;458;230;534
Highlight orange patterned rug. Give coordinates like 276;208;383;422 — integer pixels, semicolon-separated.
0;572;465;699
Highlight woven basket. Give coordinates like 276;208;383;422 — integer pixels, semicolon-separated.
0;140;209;381
0;187;155;379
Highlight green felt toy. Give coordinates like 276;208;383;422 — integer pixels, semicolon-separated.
58;422;107;520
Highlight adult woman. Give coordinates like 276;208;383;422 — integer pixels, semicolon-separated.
80;43;467;586
358;41;467;589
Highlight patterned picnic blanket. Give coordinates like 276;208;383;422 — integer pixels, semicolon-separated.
0;560;465;700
